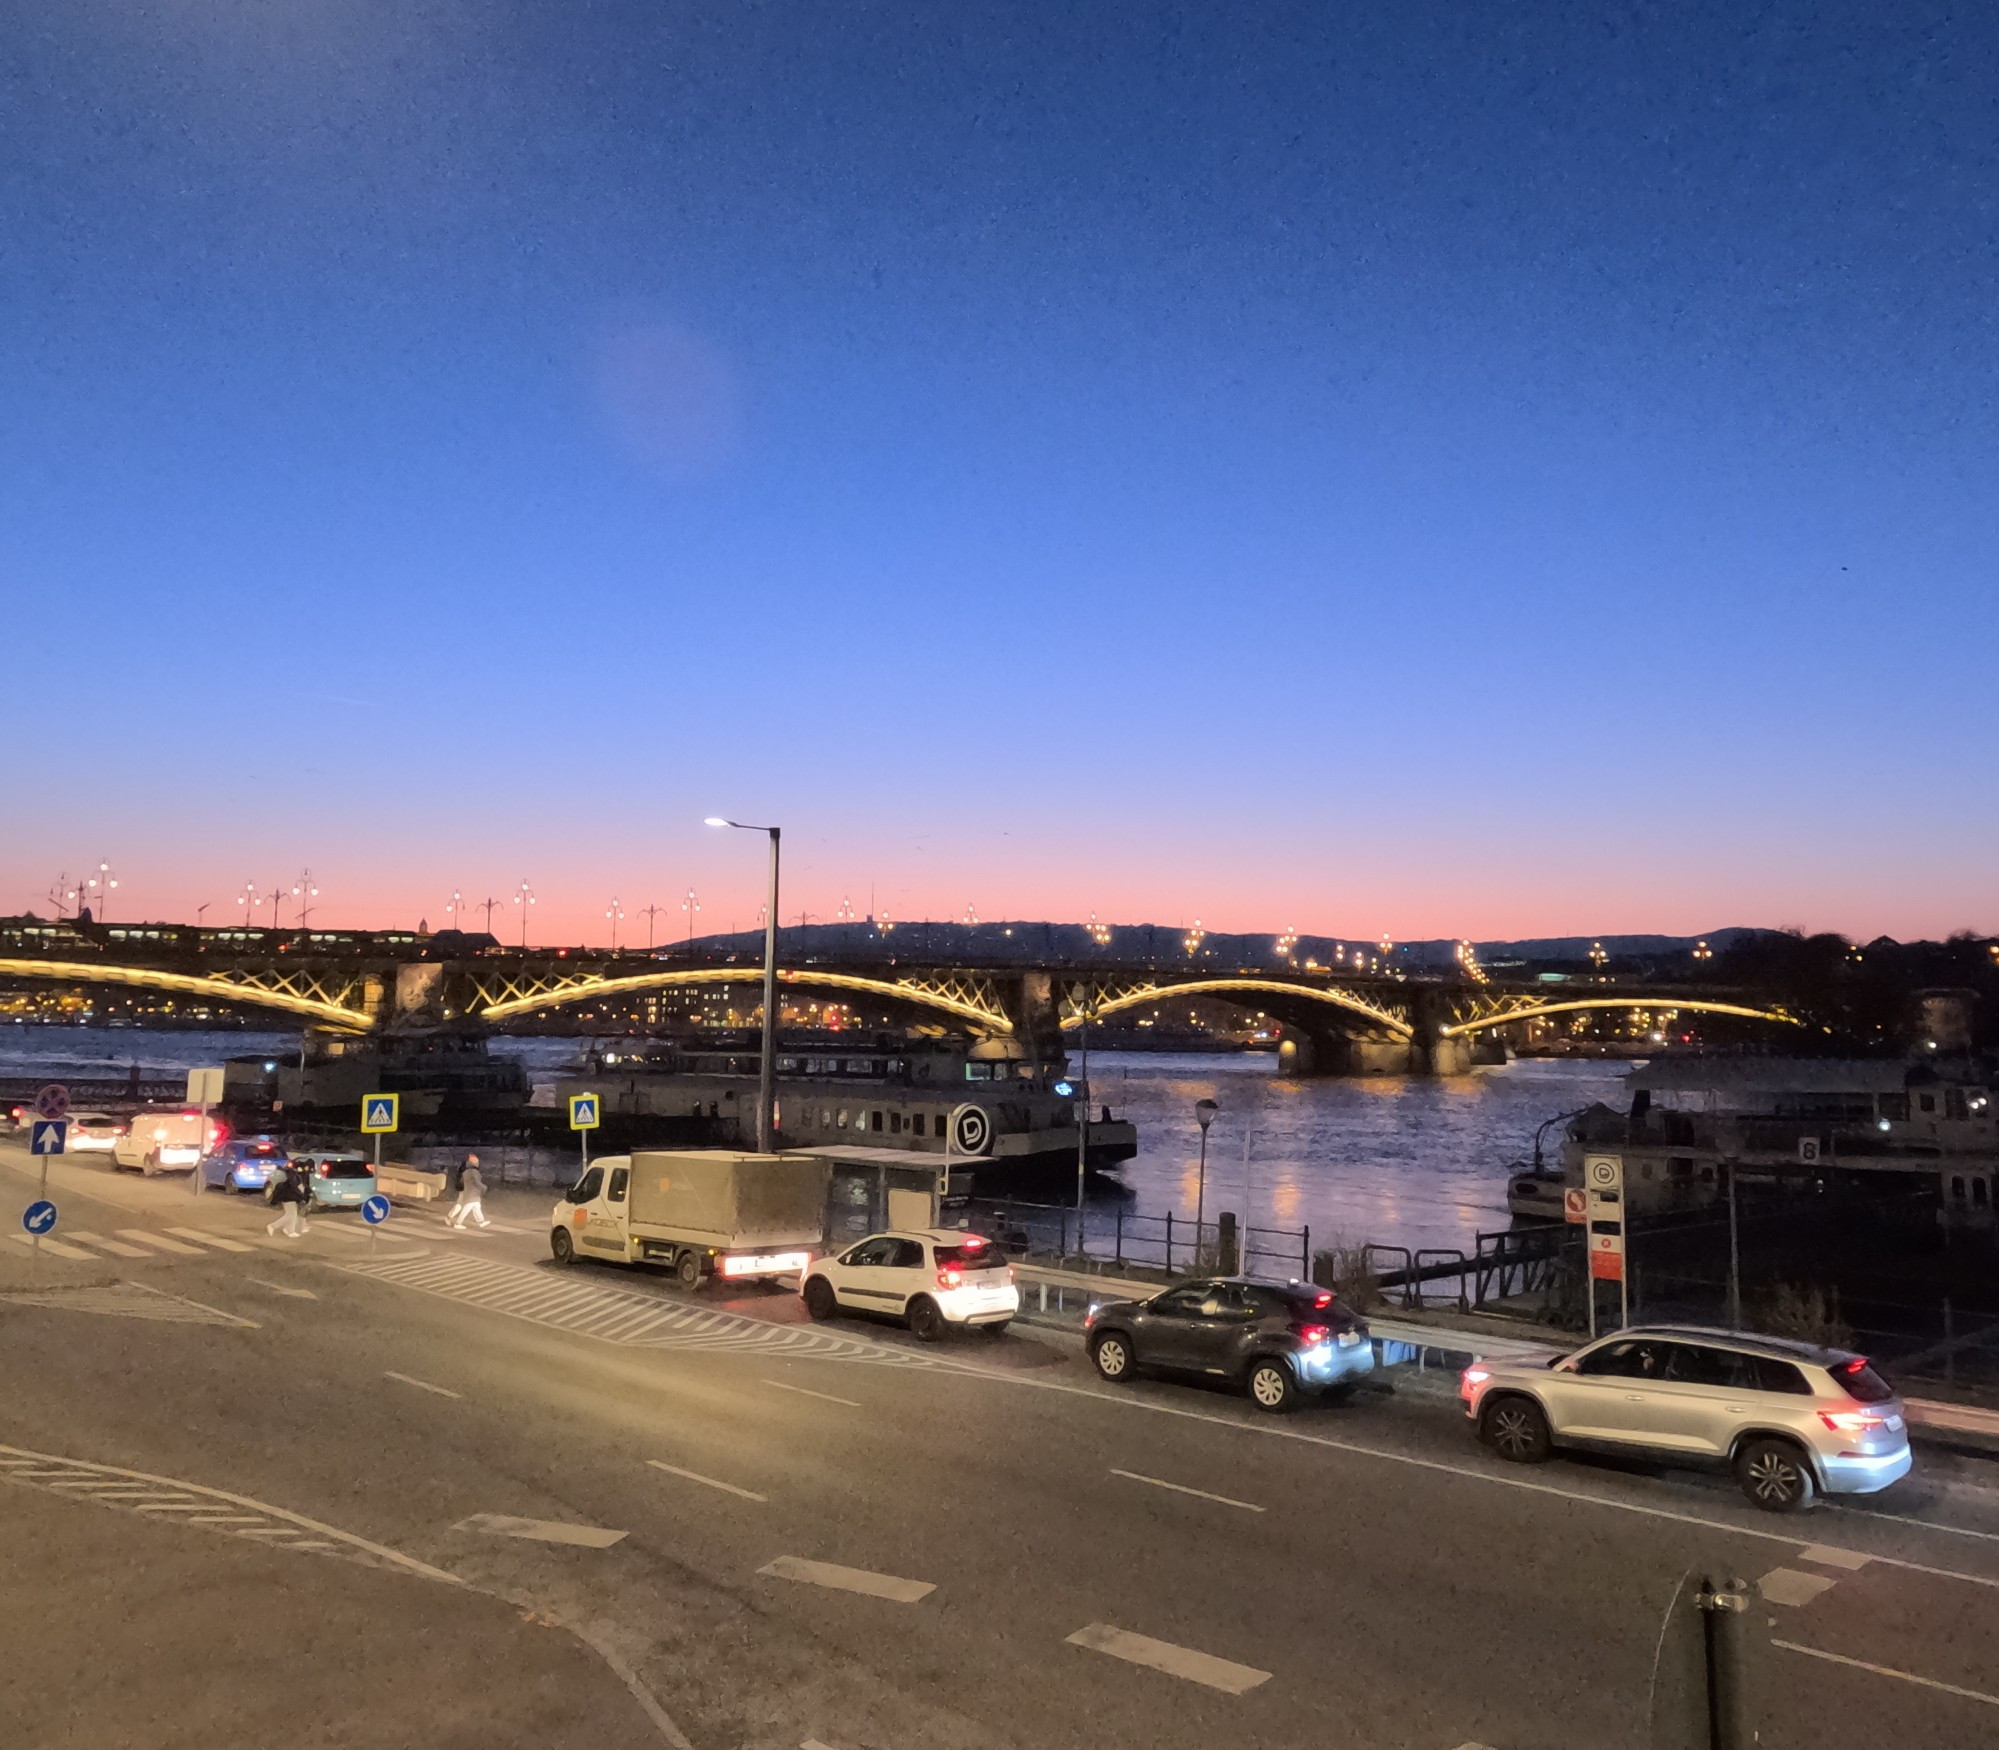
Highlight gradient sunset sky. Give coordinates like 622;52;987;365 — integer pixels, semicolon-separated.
5;4;1995;946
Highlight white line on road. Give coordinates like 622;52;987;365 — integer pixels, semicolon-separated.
64;1231;154;1258
244;1277;318;1300
1110;1469;1264;1512
762;1379;861;1408
1773;1639;1999;1708
6;1233;96;1261
115;1228;204;1254
384;1370;462;1399
166;1226;254;1252
647;1459;767;1502
758;1556;934;1603
1065;1623;1271;1694
456;1512;627;1548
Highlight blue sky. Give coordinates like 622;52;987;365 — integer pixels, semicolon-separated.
4;3;1995;942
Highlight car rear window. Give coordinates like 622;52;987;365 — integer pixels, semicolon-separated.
242;1141;281;1157
1833;1357;1897;1403
935;1243;1007;1270
321;1158;372;1177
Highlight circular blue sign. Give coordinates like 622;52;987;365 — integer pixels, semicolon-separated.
22;1200;57;1235
361;1194;391;1226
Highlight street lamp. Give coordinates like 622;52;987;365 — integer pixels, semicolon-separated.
682;887;700;947
1194;1097;1219;1248
604;896;624;952
706;817;781;1153
292;869;319;929
88;861;118;924
514;879;535;948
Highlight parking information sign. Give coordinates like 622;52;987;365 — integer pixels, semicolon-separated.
1583;1153;1628;1333
360;1094;400;1134
30;1119;67;1156
568;1093;600;1130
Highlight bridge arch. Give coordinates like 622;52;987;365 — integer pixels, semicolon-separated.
1060;977;1413;1041
1440;996;1800;1038
473;966;1015;1033
0;957;375;1031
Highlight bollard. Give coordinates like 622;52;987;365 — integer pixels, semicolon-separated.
1649;1569;1757;1750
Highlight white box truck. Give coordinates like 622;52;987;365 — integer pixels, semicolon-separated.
549;1149;830;1286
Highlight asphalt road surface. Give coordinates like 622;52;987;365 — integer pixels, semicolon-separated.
6;1138;1999;1750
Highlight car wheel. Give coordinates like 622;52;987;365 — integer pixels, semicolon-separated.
1091;1333;1134;1381
675;1250;702;1288
907;1297;945;1343
1735;1438;1818;1513
1247;1359;1295;1413
550;1227;575;1265
803;1277;837;1321
1480;1394;1553;1462
979;1320;1011;1338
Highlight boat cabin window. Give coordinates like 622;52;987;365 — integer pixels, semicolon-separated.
888;1112;901;1134
870;1110;883;1132
837;1109;849;1129
1918;1093;1937;1115
965;1063;993;1081
1878;1093;1909;1122
1945;1089;1968;1120
1976;1179;1990;1207
912;1113;926;1137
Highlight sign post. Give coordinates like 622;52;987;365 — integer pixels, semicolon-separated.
187;1067;224;1198
568;1093;600;1177
1584;1153;1627;1336
21;1197;58;1262
31;1084;68;1211
361;1192;391;1256
360;1093;399;1181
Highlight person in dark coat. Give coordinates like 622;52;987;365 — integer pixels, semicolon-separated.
266;1156;311;1238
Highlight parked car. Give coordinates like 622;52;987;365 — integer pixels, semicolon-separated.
200;1136;287;1193
65;1112;128;1152
112;1110;227;1175
1085;1277;1374;1412
800;1229;1018;1339
294;1152;378;1209
1459;1324;1912;1512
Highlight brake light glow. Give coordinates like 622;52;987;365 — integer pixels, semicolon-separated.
1819;1409;1886;1435
1462;1367;1491;1385
960;1235;986;1249
1295;1323;1331;1346
938;1267;964;1288
1313;1290;1333;1309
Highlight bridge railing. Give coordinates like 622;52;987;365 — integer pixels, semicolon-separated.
963;1196;1311;1280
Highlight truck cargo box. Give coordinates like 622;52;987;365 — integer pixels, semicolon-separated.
626;1149;829;1248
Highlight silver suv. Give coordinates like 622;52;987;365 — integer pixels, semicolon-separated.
1459;1324;1912;1512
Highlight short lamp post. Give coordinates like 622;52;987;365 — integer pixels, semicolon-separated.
1194;1098;1219;1249
705;817;781;1154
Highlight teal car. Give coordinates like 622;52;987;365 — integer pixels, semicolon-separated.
294;1152;378;1210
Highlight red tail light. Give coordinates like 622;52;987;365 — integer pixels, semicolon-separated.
1294;1323;1331;1346
1312;1290;1334;1310
938;1267;964;1288
317;1163;332;1176
1819;1409;1885;1435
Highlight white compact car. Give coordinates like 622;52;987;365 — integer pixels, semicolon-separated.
801;1229;1018;1340
65;1112;128;1153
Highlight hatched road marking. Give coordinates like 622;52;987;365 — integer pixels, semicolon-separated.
244;1276;318;1299
1065;1623;1271;1694
456;1512;627;1548
0;1443;460;1583
1110;1468;1264;1512
0;1282;257;1327
758;1556;934;1603
647;1459;767;1502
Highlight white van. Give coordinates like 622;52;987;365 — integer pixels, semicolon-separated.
112;1110;225;1175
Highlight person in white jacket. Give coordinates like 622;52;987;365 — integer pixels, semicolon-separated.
447;1154;489;1229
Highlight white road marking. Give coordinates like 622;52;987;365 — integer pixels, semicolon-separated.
456;1512;627;1548
115;1228;204;1254
165;1226;254;1253
63;1231;154;1258
244;1277;318;1300
762;1379;861;1408
1848;1507;1999;1548
1799;1544;1873;1571
1773;1638;1999;1708
6;1233;97;1261
1065;1622;1271;1694
384;1370;462;1400
1110;1469;1264;1512
758;1556;934;1603
1760;1567;1839;1607
1452;1742;1499;1749
647;1459;767;1502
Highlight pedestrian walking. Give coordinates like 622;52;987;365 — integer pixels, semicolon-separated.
447;1153;489;1229
265;1156;310;1238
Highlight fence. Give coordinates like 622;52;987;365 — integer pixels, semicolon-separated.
1361;1225;1569;1315
965;1197;1311;1280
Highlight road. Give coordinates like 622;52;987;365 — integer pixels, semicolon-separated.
4;1138;1999;1749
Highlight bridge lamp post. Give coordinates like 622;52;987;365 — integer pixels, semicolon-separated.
1194;1098;1219;1249
514;880;535;948
706;817;781;1155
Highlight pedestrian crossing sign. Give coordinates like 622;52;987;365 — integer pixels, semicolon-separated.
568;1093;601;1131
361;1093;400;1134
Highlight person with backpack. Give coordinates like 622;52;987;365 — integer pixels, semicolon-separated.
446;1153;489;1229
265;1155;310;1238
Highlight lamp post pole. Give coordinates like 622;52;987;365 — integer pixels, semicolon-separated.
707;818;781;1154
1194;1097;1218;1250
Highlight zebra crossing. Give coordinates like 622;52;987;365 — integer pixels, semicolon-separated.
7;1223;269;1264
332;1248;957;1368
0;1442;458;1583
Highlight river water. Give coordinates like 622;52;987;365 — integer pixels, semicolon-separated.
0;1025;1632;1255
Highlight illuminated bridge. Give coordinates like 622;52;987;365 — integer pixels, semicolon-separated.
0;916;1805;1076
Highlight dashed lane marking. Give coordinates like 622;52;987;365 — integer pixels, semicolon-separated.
384;1370;462;1399
455;1512;627;1548
647;1459;767;1503
762;1379;862;1408
165;1226;255;1252
244;1276;318;1299
0;1443;460;1583
1065;1623;1271;1694
1759;1568;1840;1607
6;1233;96;1261
0;1282;257;1327
115;1228;204;1254
1773;1639;1999;1708
1110;1469;1264;1512
758;1556;934;1603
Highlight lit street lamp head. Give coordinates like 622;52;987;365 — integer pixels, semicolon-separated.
1196;1097;1219;1132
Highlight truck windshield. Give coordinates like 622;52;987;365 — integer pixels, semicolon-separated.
570;1167;604;1203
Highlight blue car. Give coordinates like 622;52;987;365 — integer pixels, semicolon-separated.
294;1152;378;1210
201;1136;288;1193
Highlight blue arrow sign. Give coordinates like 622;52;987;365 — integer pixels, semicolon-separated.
361;1194;391;1226
22;1200;57;1235
30;1119;67;1156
